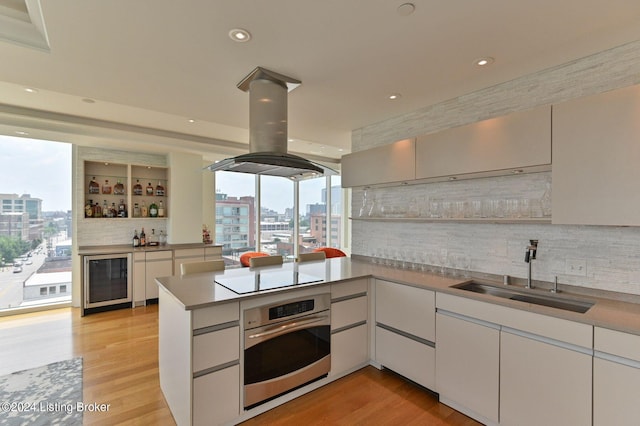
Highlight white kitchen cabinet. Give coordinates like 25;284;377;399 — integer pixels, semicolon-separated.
145;250;173;301
204;245;222;260
435;311;499;425
193;364;239;426
375;279;435;342
132;252;146;305
330;279;369;378
341;138;416;187
500;329;592;426
593;327;640;426
415;105;551;180
159;287;240;426
552;84;640;225
436;292;592;426
374;280;435;390
375;325;435;389
173;248;204;274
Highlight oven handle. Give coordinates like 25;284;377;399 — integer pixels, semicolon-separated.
247;315;329;340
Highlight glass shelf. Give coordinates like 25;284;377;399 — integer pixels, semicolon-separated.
349;216;551;224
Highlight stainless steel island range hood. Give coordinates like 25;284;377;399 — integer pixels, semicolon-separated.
206;67;337;180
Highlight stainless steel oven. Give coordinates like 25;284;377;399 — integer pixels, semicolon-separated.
243;293;331;409
83;253;132;315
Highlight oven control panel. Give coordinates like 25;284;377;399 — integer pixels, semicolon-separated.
269;299;315;320
244;293;331;329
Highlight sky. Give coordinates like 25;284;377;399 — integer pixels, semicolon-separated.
0;135;72;212
215;170;330;214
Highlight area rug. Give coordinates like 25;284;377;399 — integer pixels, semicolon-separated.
0;358;83;425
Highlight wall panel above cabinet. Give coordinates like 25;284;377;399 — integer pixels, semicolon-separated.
341;138;415;187
415;105;552;180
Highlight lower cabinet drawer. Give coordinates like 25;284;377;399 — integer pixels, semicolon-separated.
332;296;368;331
330;323;368;377
193;364;239;426
375;326;435;390
192;326;239;373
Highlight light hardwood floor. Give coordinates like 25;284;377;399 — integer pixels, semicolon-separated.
0;305;480;425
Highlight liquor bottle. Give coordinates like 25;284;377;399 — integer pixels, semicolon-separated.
133;179;143;196
159;230;167;246
141;200;148;217
85;200;93;218
140;228;146;247
118;199;127;217
94;201;102;218
102;200;109;217
111;202;117;218
133;203;141;218
155;181;165;196
133;230;140;247
158;200;165;217
149;201;158;218
102;179;112;194
146;182;154;196
88;177;100;194
114;180;125;195
149;228;157;246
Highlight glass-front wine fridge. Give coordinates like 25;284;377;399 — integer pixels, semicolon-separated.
83;253;132;315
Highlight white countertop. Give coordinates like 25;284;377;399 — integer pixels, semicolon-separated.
155;257;640;336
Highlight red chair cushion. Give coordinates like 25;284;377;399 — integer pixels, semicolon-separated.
313;247;347;258
240;252;269;267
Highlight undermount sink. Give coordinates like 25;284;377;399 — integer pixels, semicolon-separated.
453;281;594;314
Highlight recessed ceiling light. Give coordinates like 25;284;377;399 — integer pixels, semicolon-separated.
397;3;416;16
229;28;251;42
388;93;402;100
475;57;495;67
24;87;38;93
15;130;29;136
187;119;195;123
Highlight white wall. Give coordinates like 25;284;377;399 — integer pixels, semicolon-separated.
167;152;204;244
351;39;640;296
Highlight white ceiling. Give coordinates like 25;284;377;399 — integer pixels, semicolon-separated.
1;0;640;161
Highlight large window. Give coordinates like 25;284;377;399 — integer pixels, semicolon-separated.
0;135;72;312
214;171;344;267
214;171;256;265
260;176;293;259
299;177;327;253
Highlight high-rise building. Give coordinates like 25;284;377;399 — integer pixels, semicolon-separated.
0;194;43;240
1;193;42;220
309;214;342;247
215;193;256;253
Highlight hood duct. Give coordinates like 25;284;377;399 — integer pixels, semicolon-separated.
206;67;337;180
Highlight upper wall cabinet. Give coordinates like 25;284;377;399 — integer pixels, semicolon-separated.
415;105;552;180
552;84;640;226
341;138;415;187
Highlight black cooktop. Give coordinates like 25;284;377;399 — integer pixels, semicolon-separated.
215;270;323;294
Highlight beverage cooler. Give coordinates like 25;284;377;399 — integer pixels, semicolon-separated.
83;253;132;315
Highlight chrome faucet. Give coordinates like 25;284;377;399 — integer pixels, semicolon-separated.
525;240;538;289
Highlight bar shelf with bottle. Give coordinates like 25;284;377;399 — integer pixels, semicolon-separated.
85;161;129;218
83;161;168;220
131;165;168;219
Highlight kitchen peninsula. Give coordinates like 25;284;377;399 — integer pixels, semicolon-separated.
156;257;640;426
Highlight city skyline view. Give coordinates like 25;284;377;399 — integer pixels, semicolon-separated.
0;135;72;212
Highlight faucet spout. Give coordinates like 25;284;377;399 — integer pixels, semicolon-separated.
525;240;538;289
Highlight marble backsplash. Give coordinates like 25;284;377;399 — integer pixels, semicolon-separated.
351;172;640;296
